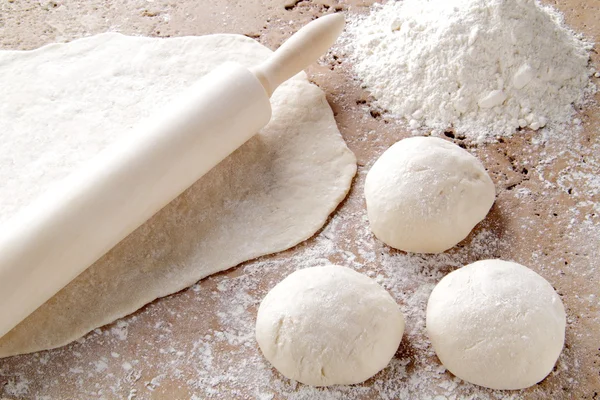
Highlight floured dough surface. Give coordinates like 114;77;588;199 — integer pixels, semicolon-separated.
364;137;495;254
256;265;405;387
0;33;356;357
426;259;566;390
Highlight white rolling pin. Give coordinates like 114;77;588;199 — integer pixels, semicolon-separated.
0;13;345;339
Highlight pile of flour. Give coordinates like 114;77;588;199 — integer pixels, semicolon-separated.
342;0;595;141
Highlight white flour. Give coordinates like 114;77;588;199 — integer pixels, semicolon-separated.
342;0;595;141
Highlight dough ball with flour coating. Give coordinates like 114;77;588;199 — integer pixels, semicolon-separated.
426;259;566;390
364;137;495;253
255;265;405;386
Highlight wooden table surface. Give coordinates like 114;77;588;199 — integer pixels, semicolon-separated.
0;0;598;399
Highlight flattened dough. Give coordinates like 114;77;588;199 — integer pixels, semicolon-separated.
0;33;356;357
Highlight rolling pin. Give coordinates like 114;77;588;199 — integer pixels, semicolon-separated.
0;13;345;339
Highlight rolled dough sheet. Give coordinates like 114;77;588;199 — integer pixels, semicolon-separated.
0;33;356;357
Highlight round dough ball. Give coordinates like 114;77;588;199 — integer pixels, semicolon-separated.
255;265;405;386
364;137;495;253
426;259;566;390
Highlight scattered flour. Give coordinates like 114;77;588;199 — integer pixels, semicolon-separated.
0;176;535;399
0;159;596;397
341;0;595;141
0;2;598;397
2;376;29;396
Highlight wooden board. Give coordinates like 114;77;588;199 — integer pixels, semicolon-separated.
0;0;598;398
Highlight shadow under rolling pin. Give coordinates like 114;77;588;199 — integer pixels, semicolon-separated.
0;13;345;339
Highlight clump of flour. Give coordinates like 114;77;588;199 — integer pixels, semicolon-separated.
342;0;595;141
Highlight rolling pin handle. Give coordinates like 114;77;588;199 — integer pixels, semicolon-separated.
251;13;345;97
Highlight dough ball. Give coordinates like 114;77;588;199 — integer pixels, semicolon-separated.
364;137;495;253
255;265;405;386
426;259;566;390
